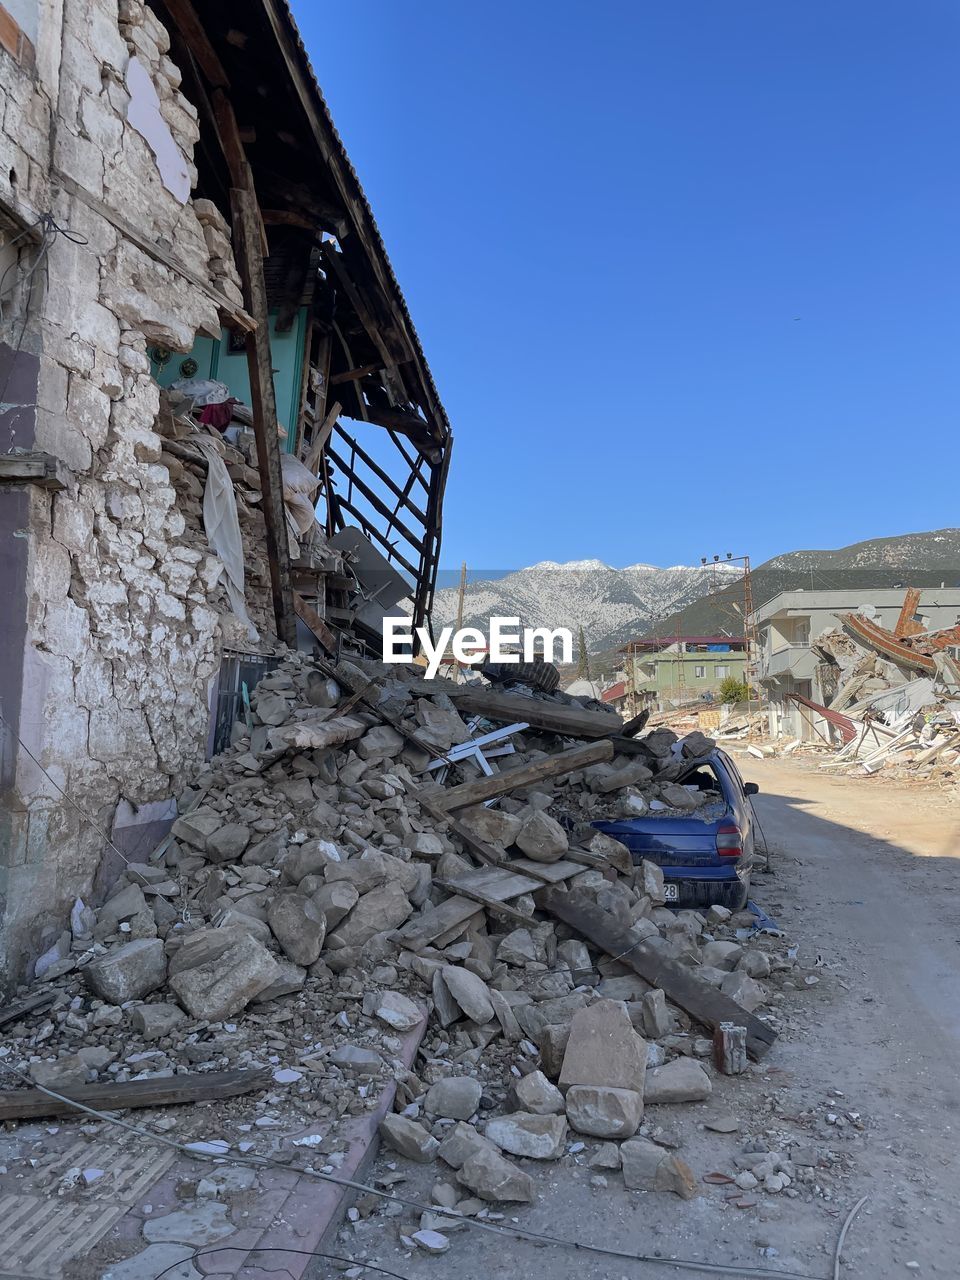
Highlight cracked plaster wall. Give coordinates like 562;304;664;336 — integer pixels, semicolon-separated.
0;0;263;987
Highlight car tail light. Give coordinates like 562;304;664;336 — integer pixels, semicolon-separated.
716;823;742;858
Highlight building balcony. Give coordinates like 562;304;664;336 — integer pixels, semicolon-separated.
760;644;819;683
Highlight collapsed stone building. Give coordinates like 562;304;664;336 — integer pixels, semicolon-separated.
0;0;452;987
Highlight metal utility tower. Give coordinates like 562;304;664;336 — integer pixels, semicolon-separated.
701;552;762;715
675;618;686;706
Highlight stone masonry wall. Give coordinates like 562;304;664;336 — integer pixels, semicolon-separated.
0;0;267;987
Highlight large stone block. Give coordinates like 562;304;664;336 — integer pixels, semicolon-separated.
558;999;647;1095
565;1085;643;1139
84;938;166;1004
168;934;280;1021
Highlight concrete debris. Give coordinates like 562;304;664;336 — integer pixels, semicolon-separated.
559;999;647;1096
457;1147;537;1202
565;1085;644;1139
84;939;167;1005
441;966;495;1025
644;1057;713;1104
511;1069;565;1115
621;1137;698;1198
380;1114;440;1163
515;808;569;862
4;655;802;1247
437;1122;498;1170
484;1111;567;1159
425;1077;482;1121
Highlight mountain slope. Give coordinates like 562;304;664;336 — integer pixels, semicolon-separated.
641;528;960;639
432;560;742;653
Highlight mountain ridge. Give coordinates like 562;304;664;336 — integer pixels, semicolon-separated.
432;560;743;653
432;530;960;661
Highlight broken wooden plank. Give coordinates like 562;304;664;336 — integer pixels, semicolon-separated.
541;888;777;1060
232;185;296;646
394;896;483;950
432;739;614;812
564;843;633;877
433;879;531;924
293;591;337;654
303;400;341;475
405;684;624;740
0;991;56;1030
57;172;254;332
0;1068;271;1121
414;791;506;866
454;859;582;899
618;709;651;739
395;859;581;950
0;451;71;490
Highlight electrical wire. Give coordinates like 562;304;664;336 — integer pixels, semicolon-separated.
0;212;88;416
0;1061;835;1280
833;1196;868;1280
0;707;156;889
153;1246;411;1280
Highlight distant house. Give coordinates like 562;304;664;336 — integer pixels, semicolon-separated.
601;680;629;714
619;636;747;714
564;677;606;701
751;588;960;739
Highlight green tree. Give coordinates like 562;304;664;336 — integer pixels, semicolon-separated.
576;626;591;679
718;675;749;704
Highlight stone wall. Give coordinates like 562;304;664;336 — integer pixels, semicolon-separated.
0;0;269;988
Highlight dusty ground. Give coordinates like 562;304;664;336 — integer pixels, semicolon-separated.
325;756;960;1280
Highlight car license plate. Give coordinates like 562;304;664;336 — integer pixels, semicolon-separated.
663;883;679;902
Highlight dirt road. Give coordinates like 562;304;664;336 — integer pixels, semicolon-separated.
332;757;960;1280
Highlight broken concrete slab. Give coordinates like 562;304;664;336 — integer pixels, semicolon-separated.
142;1200;236;1245
102;1244;200;1280
267;893;327;966
720;970;766;1010
129;1003;187;1041
310;880;359;928
437;1121;498;1169
29;1055;89;1088
327;882;412;949
458;806;522;848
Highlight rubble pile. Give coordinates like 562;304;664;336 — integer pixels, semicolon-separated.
4;653;819;1229
758;613;960;779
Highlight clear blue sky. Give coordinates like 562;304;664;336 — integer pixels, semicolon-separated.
291;0;959;573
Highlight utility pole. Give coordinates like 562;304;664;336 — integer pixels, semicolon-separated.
701;552;761;718
675;619;685;707
456;561;467;631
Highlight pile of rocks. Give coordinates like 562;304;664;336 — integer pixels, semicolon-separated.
4;650;808;1224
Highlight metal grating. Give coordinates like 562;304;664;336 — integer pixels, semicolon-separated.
210;649;279;757
0;1133;175;1279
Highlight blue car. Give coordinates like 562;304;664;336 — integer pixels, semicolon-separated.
591;749;759;910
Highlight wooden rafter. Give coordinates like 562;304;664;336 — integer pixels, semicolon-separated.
231;185;296;646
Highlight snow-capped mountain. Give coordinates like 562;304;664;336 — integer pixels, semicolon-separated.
432;560;743;653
